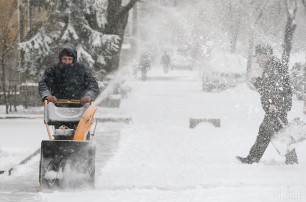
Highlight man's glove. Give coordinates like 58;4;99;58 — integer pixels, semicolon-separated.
80;96;92;105
45;95;57;104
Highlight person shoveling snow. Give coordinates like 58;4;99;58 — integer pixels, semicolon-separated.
237;43;298;165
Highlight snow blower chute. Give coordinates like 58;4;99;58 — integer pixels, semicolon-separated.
39;99;97;189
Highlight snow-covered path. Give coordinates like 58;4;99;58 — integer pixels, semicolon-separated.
1;67;306;202
0;118;123;201
95;68;306;198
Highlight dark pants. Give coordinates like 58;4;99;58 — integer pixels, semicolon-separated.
141;69;147;81
163;64;169;73
247;113;298;164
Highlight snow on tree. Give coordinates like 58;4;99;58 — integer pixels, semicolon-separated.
19;0;121;80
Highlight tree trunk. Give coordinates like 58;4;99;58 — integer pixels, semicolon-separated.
282;0;297;68
131;4;138;54
14;84;17;112
1;58;9;114
282;16;296;68
104;0;139;72
107;14;129;73
8;85;12;112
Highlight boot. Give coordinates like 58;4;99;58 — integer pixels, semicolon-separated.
285;149;298;165
236;156;255;164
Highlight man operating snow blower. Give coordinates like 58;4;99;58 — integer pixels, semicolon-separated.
39;43;99;117
38;43;100;189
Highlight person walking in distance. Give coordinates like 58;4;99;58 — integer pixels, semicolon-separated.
160;51;171;73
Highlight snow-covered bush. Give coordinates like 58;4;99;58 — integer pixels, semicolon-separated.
201;49;246;92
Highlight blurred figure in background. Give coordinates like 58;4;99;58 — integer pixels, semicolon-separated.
160;51;171;73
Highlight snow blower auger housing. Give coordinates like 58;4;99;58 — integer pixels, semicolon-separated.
39;99;97;190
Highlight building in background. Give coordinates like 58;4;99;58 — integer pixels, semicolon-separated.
0;0;46;108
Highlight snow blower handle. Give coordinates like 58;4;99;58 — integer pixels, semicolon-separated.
44;99;82;140
44;99;81;105
56;99;81;105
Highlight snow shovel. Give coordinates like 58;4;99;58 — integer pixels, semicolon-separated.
39;99;97;189
271;117;306;156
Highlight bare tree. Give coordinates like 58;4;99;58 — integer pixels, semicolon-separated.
0;0;19;114
282;0;298;68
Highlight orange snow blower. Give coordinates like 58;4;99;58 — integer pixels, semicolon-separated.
39;99;97;189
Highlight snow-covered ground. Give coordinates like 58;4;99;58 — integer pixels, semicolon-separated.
1;66;306;202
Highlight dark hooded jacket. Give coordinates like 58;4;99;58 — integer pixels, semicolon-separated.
39;44;99;100
253;56;292;114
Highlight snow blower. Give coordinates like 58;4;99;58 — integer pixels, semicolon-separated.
39;99;97;190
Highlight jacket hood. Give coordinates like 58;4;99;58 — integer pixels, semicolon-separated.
58;43;78;63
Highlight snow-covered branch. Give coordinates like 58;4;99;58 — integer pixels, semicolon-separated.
61;19;79;41
76;45;95;66
19;28;52;56
84;24;120;52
